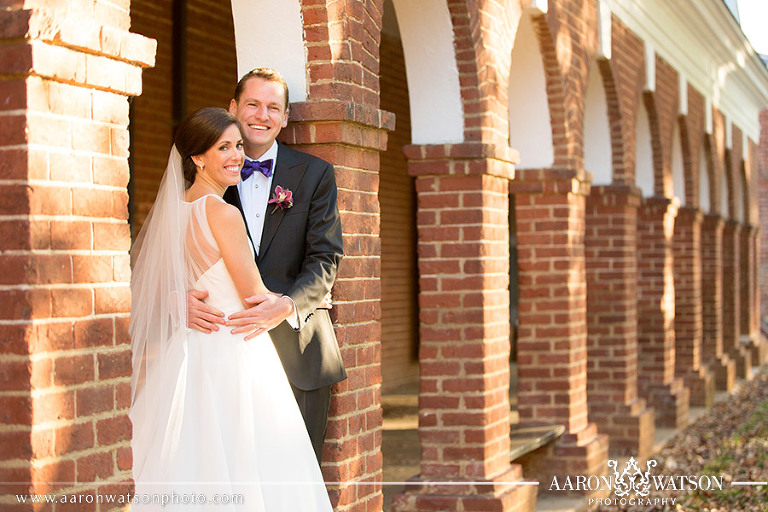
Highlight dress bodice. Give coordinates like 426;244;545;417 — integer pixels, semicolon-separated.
194;259;244;316
185;194;252;316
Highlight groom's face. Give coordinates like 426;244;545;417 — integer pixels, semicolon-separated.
229;77;289;160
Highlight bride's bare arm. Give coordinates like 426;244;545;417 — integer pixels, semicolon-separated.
206;197;270;303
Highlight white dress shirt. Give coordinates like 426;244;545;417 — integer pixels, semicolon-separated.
236;141;300;329
237;141;278;256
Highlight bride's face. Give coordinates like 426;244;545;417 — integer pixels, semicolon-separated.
194;124;244;188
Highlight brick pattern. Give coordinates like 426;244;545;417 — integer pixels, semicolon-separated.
723;221;752;379
681;86;707;208
740;226;757;338
393;147;536;512
673;86;715;407
673;207;714;407
585;185;654;459
280;117;389;511
645;57;679;198
701;214;736;391
303;1;383;108
512;170;608;498
636;198;690;429
1;3;766;512
280;6;395;498
605;16;645;185
0;2;154;510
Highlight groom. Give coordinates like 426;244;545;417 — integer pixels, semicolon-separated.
187;68;347;462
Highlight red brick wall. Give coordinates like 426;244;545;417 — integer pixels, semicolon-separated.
0;2;154;509
282;3;390;511
683;86;707;208
602;16;645;184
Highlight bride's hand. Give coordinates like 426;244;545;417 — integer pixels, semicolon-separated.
187;290;226;333
227;294;295;341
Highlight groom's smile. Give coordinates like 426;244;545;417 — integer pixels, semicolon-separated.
229;76;289;160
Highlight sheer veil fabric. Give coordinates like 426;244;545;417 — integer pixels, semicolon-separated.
129;146;189;477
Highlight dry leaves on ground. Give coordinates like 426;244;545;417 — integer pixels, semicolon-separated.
595;369;768;512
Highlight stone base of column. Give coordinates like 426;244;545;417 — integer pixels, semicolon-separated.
518;423;610;501
641;378;689;429
747;336;768;366
728;344;752;380
590;399;655;460
681;365;715;408
392;465;538;512
709;355;736;392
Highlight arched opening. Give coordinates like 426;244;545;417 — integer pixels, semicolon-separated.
507;11;553;424
230;0;307;101
734;163;745;223
391;0;463;144
583;60;612;184
380;1;421;508
671;121;686;205
635;103;654;197
722;154;731;218
699;141;711;212
509;13;553;169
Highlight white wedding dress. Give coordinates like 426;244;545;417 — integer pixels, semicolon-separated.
130;195;333;511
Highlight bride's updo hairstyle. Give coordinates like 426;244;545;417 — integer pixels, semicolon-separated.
174;107;241;184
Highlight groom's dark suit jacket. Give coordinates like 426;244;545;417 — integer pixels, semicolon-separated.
224;142;346;391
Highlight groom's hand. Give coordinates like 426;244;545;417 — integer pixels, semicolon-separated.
187;290;226;333
228;294;294;341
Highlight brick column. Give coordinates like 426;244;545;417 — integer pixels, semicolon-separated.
722;220;752;379
512;169;608;499
392;144;536;512
585;185;654;459
636;197;689;429
673;207;715;407
0;5;154;509
280;101;393;512
741;225;766;365
700;214;736;391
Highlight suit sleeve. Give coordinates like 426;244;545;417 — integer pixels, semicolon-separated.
284;161;344;329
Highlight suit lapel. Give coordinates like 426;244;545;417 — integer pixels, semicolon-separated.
223;185;257;256
258;144;307;262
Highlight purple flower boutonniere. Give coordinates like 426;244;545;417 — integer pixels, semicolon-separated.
268;185;294;214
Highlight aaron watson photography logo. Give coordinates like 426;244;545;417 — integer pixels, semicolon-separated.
548;457;725;507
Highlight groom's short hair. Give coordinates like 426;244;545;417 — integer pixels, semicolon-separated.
233;68;290;112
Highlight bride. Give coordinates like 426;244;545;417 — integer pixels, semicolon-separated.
129;107;333;511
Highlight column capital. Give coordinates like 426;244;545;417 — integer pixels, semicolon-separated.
403;143;517;180
723;218;743;234
703;213;726;230
5;8;156;96
676;205;705;223
589;184;643;207
279;102;393;151
289;100;395;131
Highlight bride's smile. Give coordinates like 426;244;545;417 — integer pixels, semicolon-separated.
191;124;245;192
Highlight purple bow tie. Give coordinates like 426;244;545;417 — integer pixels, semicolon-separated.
241;158;274;181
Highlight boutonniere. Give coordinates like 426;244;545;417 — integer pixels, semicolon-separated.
268;185;293;214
